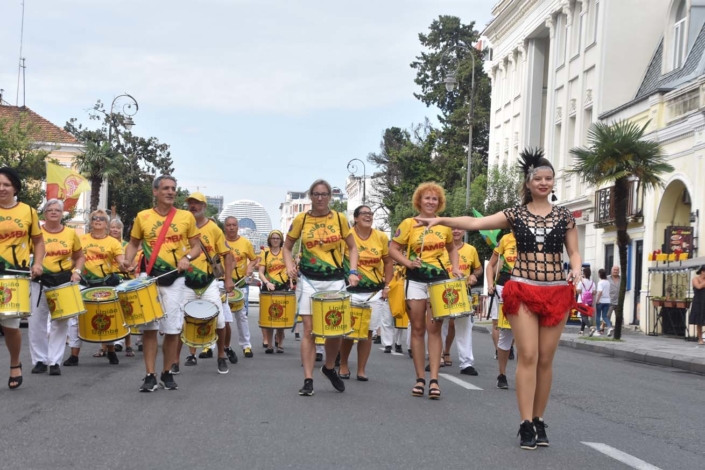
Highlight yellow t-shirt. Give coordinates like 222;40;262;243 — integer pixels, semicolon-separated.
80;234;124;280
226;235;257;282
287;210;350;280
261;247;289;288
392;218;452;282
456;243;481;278
494;233;517;274
188;219;229;287
0;202;41;269
42;226;82;274
130;208;199;274
344;228;389;292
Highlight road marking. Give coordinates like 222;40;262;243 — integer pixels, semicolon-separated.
439;373;483;390
582;443;662;470
378;348;404;356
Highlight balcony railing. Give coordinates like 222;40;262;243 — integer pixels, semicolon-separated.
594;180;644;227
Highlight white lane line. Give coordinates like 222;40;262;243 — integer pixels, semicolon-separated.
582;443;662;470
439;372;483;390
378;348;404;356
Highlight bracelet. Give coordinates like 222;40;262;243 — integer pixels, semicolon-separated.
349;270;358;275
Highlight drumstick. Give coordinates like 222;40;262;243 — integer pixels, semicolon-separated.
153;268;179;280
486;254;504;320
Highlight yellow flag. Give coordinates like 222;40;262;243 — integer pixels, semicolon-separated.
45;162;91;210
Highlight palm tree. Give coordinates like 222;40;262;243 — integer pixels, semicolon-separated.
74;140;124;212
569;120;674;339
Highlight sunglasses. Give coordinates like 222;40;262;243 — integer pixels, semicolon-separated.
92;216;107;222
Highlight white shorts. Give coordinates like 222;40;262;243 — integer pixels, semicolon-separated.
489;284;504;320
295;276;345;316
0;318;21;329
498;328;514;351
217;281;233;323
406;279;430;301
350;291;385;332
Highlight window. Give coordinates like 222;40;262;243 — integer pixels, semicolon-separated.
582;108;593;145
572;8;583;57
592;0;600;44
553;123;562;167
673;0;687;69
556;14;566;67
604;244;614;273
567;116;576;165
514;55;523;98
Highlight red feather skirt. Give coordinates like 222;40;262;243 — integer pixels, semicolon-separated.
503;280;577;327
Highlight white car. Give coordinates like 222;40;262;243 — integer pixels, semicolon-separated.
248;273;261;304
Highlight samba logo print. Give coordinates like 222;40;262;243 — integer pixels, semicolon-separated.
0;286;12;305
442;287;460;307
268;302;285;320
325;309;344;329
47;296;57;313
120;298;134;317
197;324;212;338
91;313;111;332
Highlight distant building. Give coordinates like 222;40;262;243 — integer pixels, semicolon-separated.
206;195;224;214
345;175;390;235
239;227;268;255
279;190;311;232
219;199;272;237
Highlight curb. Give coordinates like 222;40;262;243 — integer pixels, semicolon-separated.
472;324;705;374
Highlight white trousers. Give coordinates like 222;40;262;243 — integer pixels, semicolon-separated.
28;282;70;366
379;301;395;347
233;285;251;349
442;315;475;369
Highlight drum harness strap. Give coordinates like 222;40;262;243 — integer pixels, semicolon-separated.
486;254;504;320
146;207;177;277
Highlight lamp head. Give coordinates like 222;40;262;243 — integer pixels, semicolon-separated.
444;73;457;92
124;116;135;130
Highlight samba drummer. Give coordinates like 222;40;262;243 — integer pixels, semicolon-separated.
283;179;359;397
122;175;202;392
0;167;44;390
64;209;125;367
440;228;482;376
176;192;232;375
388;182;461;400
259;230;292;354
338;205;393;381
29;199;85;377
414;149;582;450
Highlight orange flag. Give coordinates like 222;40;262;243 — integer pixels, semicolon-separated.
45;162;90;211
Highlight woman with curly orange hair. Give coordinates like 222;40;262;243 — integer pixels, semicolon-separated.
388;182;461;400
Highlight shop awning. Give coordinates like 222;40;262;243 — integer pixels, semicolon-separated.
647;256;705;274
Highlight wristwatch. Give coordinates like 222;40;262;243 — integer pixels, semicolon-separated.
185;254;193;261
73;268;81;274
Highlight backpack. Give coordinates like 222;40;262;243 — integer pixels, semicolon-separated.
580;279;594;305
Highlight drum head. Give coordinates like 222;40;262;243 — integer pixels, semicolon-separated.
45;281;78;292
228;288;244;302
312;291;350;300
184;299;219;320
352;301;369;308
116;278;153;292
82;287;117;302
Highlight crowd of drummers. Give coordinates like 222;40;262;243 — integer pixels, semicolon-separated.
1;148;582;450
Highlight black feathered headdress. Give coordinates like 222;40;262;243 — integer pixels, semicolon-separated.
517;148;547;178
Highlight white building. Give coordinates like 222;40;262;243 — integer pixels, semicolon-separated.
279;190;311;232
483;0;669;326
345;175;390;235
219;199;272;234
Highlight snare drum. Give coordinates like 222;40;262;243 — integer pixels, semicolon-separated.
115;278;164;327
314;335;325;345
428;278;473;319
79;287;129;343
44;282;86;321
227;288;244;312
394;312;409;329
181;300;219;348
345;302;371;340
259;291;296;329
497;302;511;330
311;291;352;338
0;275;31;320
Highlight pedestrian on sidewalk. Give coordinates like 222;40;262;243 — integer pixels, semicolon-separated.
689;266;705;345
414;148;582;450
576;266;596;335
607;265;620;328
594;269;612;336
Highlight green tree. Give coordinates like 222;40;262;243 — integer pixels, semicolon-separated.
329;198;347;214
0;114;52;208
74;140;122;213
569;121;674;340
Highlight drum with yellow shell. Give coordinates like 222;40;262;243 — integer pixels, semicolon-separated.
227;288;245;312
259;291;296;329
428;278;472;320
311;291;352;338
344;302;371;340
115;277;164;327
0;275;31;320
45;282;86;321
181;299;219;348
394;312;409;329
497;302;511;330
79;287;129;343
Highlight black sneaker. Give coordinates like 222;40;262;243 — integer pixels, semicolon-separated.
160;371;178;390
407;348;412;358
533;417;549;447
170;363;180;375
315;353;323;362
509;346;515;360
373;336;381;344
49;364;61;376
185;355;197;366
494;349;498;359
298;378;314;396
31;362;47;374
243;347;253;358
496;374;509;389
217;358;229;375
321;366;345;392
395;344;402;353
460;366;478;376
63;355;79;366
108;352;119;365
295;332;301;341
114;344;123;352
199;348;213;359
140;374;158;392
137;344;143;352
384;346;392;353
518;420;537;450
226;347;238;364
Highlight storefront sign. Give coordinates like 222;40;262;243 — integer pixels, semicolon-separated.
664;226;693;256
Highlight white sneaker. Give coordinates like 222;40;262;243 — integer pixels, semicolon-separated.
607;328;614;337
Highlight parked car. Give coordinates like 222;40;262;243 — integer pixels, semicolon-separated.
249;273;261;304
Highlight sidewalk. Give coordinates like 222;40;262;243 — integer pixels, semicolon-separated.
473;321;705;374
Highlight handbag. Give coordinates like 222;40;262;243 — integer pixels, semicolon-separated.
199;238;225;279
388;268;407;319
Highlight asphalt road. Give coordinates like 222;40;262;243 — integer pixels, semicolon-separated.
1;308;703;470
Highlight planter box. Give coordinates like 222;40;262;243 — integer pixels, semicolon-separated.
675;301;690;309
652;300;664;307
664;301;676;308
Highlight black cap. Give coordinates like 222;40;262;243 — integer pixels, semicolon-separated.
0;167;22;196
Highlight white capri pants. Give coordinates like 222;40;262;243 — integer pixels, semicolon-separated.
489;284;514;351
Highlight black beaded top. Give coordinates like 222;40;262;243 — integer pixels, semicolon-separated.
502;205;575;282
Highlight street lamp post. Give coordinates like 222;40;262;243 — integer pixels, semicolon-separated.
107;93;139;145
347;158;366;205
441;45;476;242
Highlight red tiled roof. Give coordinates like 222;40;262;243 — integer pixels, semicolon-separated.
0;104;78;144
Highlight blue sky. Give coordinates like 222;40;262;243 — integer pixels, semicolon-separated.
0;0;494;225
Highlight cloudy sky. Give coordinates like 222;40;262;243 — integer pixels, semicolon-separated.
0;0;495;228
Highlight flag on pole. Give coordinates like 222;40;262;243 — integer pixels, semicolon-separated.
45;162;90;211
471;208;501;250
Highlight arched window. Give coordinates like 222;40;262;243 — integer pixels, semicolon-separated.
673;0;688;69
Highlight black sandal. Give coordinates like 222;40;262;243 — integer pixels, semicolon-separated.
412;378;426;397
9;363;22;390
276;346;284;354
265;348;274;354
429;379;441;400
443;353;452;367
